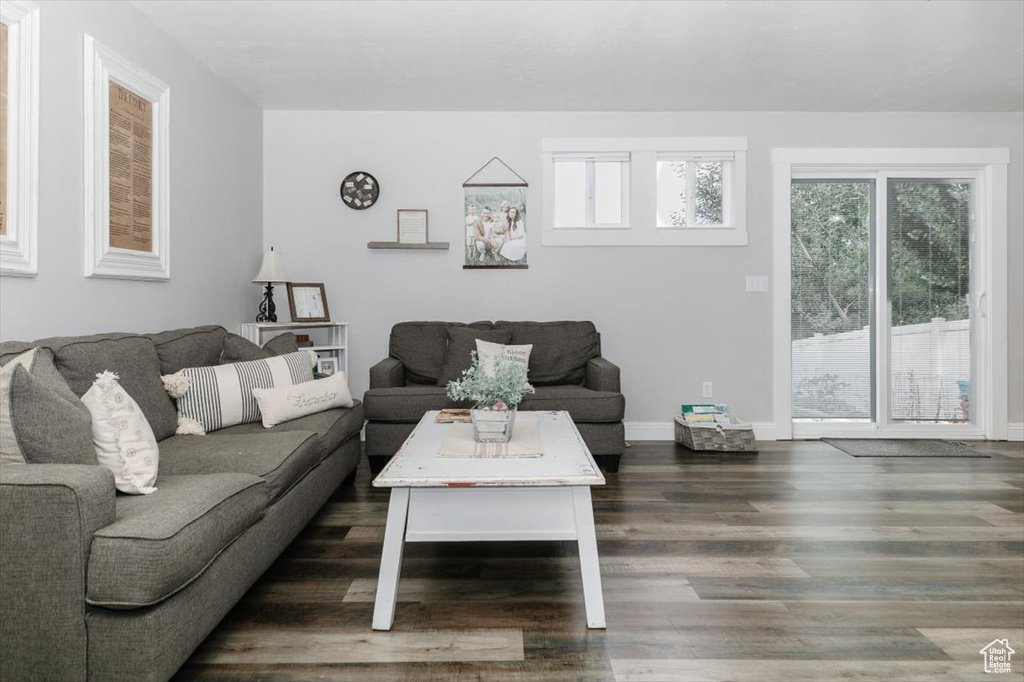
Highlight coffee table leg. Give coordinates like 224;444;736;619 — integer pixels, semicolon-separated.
372;487;410;631
572;486;606;628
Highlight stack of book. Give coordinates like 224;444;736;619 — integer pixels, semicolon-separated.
680;404;732;424
295;334;314;348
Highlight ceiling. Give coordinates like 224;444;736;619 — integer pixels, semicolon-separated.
130;0;1024;112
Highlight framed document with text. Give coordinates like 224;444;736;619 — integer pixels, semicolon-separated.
397;209;428;245
84;34;170;280
0;1;39;277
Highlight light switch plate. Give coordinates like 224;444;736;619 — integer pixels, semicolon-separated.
746;276;769;292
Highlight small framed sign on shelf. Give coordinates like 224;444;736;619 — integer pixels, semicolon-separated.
397;209;428;245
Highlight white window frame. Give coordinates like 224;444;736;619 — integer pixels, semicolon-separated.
549;152;631;228
542;136;747;246
771;148;1009;441
83;34;171;280
0;0;39;277
656;152;734;228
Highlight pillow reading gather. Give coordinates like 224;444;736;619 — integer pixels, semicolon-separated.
252;371;355;428
163;349;317;434
81;371;158;495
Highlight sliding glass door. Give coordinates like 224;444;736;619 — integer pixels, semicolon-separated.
887;179;974;424
791;180;874;421
791;174;977;432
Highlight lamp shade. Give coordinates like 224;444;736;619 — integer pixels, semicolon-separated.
252;247;289;283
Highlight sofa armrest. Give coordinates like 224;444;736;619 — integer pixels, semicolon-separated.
369;357;405;389
585;357;621;393
1;463;116;681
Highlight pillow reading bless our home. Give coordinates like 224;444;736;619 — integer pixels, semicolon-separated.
476;339;532;376
162;350;317;434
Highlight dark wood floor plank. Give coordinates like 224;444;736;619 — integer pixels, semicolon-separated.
175;441;1024;682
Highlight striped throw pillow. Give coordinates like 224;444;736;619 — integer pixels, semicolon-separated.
162;350;317;434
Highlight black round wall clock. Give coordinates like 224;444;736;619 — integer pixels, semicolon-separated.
340;171;380;210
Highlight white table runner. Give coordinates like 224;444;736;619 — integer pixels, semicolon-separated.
437;413;543;458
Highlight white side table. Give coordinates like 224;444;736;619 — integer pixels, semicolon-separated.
240;322;348;377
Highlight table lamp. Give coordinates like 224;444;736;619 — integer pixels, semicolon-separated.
252;247;290;323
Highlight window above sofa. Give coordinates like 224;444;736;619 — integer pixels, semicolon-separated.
542;136;748;247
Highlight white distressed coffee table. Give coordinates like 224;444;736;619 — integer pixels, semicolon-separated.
371;410;607;630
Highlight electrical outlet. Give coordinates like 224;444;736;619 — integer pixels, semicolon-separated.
746;276;769;293
702;381;714;398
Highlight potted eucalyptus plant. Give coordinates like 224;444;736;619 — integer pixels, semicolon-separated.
446;351;534;442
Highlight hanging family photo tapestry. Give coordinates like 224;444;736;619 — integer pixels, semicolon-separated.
463;157;528;269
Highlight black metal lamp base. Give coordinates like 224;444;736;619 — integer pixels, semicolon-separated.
256;283;277;323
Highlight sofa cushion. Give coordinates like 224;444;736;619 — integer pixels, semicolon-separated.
0;341;36;366
167;350;318;434
264;333;299;356
157;430;321;502
40;334;179;442
389;321;491;384
1;348;95;465
363;386;454;422
519;386;625;423
493;321;600;385
220;333;271;363
436;327;511;386
146;326;228;374
220;332;299;364
214;403;365;459
87;473;267;609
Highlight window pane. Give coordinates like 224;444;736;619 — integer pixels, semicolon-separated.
791;181;873;420
553;162;586;227
593;162;622;225
888;179;972;423
656;161;686;226
694;162;724;224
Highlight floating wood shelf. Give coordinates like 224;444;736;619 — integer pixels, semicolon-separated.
367;241;450;250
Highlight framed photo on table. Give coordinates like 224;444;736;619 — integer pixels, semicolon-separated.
316;357;338;376
83;34;170;280
287;282;330;322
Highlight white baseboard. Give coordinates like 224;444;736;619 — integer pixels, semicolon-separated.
622;421;1022;442
625;422;778;442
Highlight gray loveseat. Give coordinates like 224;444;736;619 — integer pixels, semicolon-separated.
0;325;365;682
364;321;625;474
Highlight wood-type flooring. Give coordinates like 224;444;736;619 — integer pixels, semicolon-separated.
174;439;1024;681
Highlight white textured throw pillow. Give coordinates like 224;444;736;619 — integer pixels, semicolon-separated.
251;371;355;428
81;371;158;495
162;350;317;434
476;339;533;376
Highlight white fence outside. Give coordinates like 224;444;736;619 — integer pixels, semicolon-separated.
792;318;970;421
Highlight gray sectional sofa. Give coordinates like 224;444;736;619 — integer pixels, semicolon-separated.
0;325;364;682
364;321;625;474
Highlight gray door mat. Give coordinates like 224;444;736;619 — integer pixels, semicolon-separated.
822;438;990;458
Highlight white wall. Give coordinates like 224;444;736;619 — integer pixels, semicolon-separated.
262;111;1023;426
0;1;263;341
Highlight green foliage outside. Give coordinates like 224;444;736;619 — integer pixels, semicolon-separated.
791;180;970;341
668;162;723;226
